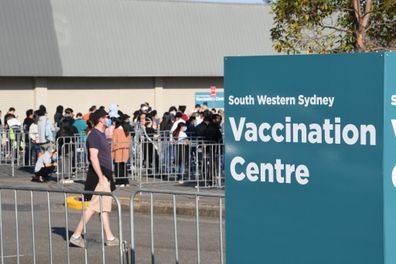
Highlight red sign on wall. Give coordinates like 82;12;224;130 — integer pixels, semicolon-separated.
210;86;216;97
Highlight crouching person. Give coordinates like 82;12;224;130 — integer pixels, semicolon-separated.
70;109;119;248
32;147;57;182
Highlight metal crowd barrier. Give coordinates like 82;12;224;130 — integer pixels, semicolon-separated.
54;133;225;189
56;135;88;184
129;189;225;264
0;130;40;176
0;186;125;264
133;137;224;189
0;130;86;178
0;129;224;189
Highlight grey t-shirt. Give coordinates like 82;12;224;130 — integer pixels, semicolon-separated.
86;128;112;171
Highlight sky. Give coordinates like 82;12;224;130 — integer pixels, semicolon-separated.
192;0;265;3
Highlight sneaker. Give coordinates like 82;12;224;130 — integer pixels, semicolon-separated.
60;179;74;184
105;237;119;246
32;176;45;183
31;176;40;182
70;235;85;248
39;176;47;183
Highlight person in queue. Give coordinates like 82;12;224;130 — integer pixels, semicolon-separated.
112;114;131;187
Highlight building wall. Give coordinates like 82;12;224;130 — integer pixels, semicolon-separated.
46;77;155;119
0;78;34;119
0;76;224;123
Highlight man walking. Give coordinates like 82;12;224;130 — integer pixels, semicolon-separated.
70;109;118;248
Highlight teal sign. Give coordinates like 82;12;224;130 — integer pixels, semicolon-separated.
195;92;224;108
225;53;396;264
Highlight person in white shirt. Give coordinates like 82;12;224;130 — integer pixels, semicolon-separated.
28;113;41;165
32;148;57;182
172;122;189;183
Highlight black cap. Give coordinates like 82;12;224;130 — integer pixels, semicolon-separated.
90;109;108;125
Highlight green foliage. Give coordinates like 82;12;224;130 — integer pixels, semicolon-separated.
271;0;396;54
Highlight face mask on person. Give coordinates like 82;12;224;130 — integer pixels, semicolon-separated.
51;155;58;162
196;117;203;125
181;127;187;132
106;118;112;127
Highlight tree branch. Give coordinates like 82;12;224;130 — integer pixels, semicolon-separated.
319;23;353;34
362;0;373;28
352;0;362;21
338;7;355;12
362;10;376;18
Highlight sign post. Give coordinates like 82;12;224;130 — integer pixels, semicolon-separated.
225;53;396;264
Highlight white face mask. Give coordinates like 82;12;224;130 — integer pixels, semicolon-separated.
196;117;203;125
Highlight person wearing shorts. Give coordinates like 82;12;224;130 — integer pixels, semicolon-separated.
70;109;118;248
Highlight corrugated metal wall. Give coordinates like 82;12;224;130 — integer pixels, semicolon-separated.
0;0;63;75
0;0;273;76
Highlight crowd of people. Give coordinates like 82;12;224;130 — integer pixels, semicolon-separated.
0;103;224;183
0;103;224;248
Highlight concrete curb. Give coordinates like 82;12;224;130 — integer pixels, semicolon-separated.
66;196;224;218
130;199;223;218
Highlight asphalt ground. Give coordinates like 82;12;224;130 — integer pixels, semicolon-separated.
0;165;225;264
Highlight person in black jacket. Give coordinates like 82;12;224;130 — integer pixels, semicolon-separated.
143;118;159;172
23;109;34;165
159;112;173;132
195;116;210;140
54;105;63;128
203;114;223;186
205;114;222;143
56;117;78;179
186;115;196;138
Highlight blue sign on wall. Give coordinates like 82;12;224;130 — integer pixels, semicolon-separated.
225;53;396;264
195;92;224;108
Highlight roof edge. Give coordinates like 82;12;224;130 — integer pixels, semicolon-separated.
127;0;268;7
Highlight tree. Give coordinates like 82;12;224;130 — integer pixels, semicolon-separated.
270;0;396;54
